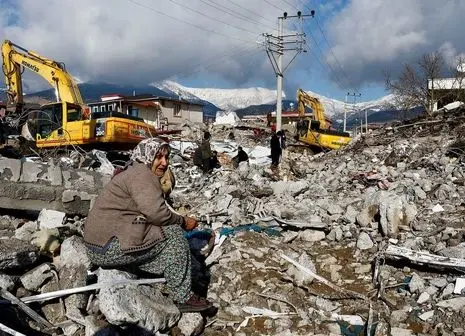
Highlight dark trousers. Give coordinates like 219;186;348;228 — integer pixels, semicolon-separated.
271;150;281;166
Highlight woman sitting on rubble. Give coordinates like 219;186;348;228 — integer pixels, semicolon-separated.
83;138;213;313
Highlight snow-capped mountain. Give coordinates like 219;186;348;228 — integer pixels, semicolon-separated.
302;89;398;118
154;80;398;118
154;80;285;111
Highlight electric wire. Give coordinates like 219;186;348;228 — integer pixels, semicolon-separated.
290;21;347;91
262;0;285;12
166;0;260;35
209;0;279;32
225;0;277;26
167;44;262;80
295;0;360;93
127;0;256;44
197;0;278;33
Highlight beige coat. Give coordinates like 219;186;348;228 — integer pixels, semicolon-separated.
83;163;184;253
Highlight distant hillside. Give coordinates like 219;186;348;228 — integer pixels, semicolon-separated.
25;82;174;102
155;80;283;111
1;82;221;118
235;100;298;117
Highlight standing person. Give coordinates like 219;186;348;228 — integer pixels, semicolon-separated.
270;132;281;168
83;138;213;313
266;112;272;127
193;131;214;173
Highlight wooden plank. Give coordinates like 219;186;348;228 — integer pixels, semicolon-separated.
0;322;27;336
0;289;54;330
280;254;367;300
21;278;166;304
384;245;465;270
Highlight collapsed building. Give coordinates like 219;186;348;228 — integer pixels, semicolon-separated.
0;105;464;336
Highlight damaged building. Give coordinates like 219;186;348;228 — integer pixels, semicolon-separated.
87;94;204;130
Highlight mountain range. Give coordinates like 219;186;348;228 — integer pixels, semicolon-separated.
0;80;424;126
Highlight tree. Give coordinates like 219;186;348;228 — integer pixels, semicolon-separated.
385;51;465;116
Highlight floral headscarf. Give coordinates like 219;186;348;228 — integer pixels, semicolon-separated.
130;137;170;165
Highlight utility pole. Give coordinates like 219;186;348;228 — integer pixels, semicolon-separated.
261;10;314;132
343;93;348;133
346;92;361;135
364;108;368;133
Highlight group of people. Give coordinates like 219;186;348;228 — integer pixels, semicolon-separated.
193;131;249;172
83;128;284;317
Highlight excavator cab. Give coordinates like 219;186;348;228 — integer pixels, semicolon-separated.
309;120;320;131
26;102;87;146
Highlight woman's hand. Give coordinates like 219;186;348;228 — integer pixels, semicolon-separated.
183;216;198;231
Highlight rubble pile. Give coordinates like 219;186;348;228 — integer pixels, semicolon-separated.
167;111;465;335
0;109;464;335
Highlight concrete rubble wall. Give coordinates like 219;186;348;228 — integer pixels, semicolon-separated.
0;158;111;215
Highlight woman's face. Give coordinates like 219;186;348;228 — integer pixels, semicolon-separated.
151;147;169;177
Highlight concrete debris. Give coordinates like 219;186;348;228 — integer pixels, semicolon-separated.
20;263;53;291
0;238;39;270
0;110;465;334
98;269;180;333
37;209;66;229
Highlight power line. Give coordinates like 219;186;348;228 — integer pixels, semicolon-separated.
167;44;262;79
197;0;274;32
292;20;347;91
225;0;276;25
280;0;299;10
313;17;359;93
211;0;278;31
127;0;255;44
295;0;360;93
262;0;284;12
166;0;260;35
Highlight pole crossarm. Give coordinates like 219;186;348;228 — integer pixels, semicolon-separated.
259;10;315;132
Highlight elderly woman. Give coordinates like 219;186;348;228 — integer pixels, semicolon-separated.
83;138;213;313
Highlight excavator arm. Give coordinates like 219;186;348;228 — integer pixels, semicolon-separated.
1;40;158;150
2;40;84;106
296;88;328;129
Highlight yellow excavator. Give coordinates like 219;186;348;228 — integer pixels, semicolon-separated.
295;88;351;150
1;40;157;150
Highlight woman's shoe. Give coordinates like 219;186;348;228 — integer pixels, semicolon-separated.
176;294;213;313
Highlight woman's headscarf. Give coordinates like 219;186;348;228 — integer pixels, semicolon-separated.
130;137;170;165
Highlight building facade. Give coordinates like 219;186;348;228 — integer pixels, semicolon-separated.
428;77;465;111
87;94;204;129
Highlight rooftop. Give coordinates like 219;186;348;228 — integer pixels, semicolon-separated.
87;93;205;106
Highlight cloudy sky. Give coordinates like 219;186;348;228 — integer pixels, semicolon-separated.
1;0;464;101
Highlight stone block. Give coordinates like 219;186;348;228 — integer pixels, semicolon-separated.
20;161;45;183
47;165;63;186
0;238;39;270
0;158;21;182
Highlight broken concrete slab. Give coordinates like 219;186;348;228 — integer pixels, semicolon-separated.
0;238;39;270
436;297;465;312
20;263;53;291
0;273;15;291
37;209;66;230
0;158;21;182
59;236;91;270
98;269;180;334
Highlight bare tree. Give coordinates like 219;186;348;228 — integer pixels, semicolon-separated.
385;51;464;116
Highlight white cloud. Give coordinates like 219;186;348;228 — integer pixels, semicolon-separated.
1;0;301;91
325;0;465;87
